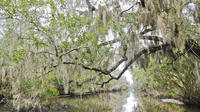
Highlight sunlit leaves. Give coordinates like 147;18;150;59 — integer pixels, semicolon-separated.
13;49;27;64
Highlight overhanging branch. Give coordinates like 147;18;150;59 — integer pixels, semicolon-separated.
108;57;127;72
63;56;128;78
101;43;171;87
63;62;110;75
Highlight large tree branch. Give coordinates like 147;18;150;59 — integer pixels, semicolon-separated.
62;38;125;76
63;55;128;78
63;62;110;75
101;43;171;87
108;57;127;73
63;43;171;87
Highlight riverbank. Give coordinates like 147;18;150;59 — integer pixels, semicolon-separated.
136;90;200;112
1;90;200;112
59;88;127;98
0;92;128;112
0;89;127;112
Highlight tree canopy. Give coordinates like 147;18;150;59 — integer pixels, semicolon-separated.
0;0;200;110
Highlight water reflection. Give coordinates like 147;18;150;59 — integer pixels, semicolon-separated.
121;67;137;112
122;92;138;112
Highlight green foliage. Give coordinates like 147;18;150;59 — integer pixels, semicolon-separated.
135;54;200;104
133;68;148;90
168;92;177;98
20;78;33;97
42;86;59;99
1;0;200;111
13;49;27;63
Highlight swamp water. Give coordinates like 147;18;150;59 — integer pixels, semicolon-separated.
1;90;200;112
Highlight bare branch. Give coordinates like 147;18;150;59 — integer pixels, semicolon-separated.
59;46;89;58
120;5;134;16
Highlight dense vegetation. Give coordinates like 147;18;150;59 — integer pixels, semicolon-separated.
0;0;200;111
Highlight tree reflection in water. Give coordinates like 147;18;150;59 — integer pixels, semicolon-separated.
122;69;138;112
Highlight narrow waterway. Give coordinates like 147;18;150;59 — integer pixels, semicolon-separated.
119;68;200;112
1;90;200;112
120;69;137;112
122;92;138;112
1;68;200;112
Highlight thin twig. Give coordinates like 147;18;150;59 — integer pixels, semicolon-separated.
120;5;134;16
